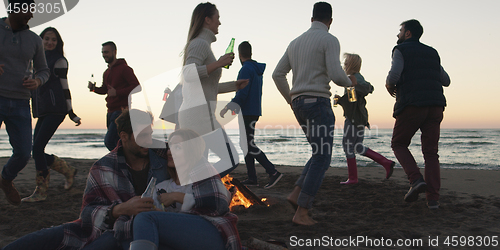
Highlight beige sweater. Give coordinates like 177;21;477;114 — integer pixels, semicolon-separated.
179;28;236;135
272;21;352;104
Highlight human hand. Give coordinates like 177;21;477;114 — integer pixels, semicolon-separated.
235;79;249;90
158;192;184;207
220;106;229;118
386;84;396;98
88;81;95;92
108;86;116;96
218;53;234;68
23;78;40;90
0;64;4;76
75;119;82;126
113;196;155;217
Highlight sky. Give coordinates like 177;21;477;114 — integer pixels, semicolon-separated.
2;0;500;129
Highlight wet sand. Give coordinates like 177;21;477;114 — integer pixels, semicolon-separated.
1;157;499;249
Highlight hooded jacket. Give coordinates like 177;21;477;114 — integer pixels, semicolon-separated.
94;59;140;113
230;60;266;116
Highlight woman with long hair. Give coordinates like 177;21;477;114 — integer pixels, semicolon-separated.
178;2;248;177
336;53;395;185
22;27;80;202
128;129;240;250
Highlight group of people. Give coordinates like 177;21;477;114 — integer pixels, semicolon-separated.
0;0;450;249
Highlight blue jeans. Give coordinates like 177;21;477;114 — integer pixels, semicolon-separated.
105;110;122;151
2;225;64;250
292;96;335;209
132;211;225;250
32;114;66;171
0;96;32;180
2;225;120;250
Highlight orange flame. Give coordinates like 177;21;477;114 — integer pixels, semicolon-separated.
222;175;255;209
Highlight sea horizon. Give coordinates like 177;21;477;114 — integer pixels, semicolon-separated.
0;128;499;170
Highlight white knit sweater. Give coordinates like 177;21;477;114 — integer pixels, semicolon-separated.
272;21;352;104
179;28;236;135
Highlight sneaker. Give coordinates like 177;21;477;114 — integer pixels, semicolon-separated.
241;179;258;186
404;177;427;202
427;200;440;210
264;172;283;189
0;176;21;206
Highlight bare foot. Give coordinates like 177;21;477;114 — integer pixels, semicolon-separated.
292;206;317;226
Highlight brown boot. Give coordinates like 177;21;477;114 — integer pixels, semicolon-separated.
0;176;21;206
50;156;76;190
22;170;50;202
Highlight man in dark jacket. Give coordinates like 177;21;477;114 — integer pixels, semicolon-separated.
221;41;283;189
386;19;451;209
88;41;140;151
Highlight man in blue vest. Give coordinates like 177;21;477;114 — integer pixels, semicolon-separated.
386;19;451;209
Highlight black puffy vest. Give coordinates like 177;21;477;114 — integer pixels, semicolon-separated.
393;39;446;117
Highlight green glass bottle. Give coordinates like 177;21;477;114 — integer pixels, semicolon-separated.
223;38;235;69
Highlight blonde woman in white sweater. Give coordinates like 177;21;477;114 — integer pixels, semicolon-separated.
179;2;248;177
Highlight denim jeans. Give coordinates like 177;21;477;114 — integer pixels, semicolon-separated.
2;225;64;250
32;114;66;171
132;211;225;250
292;96;335;209
0;96;32;180
243;115;277;181
105;110;122;151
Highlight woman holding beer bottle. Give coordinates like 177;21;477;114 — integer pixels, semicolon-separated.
336;53;395;185
178;2;248;177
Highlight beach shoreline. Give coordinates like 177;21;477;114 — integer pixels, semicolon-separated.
1;157;499;249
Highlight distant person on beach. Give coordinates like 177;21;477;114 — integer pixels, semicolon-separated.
22;27;80;203
179;2;248;177
386;19;450;209
272;2;355;225
335;53;395;185
129;129;240;250
220;41;283;189
0;0;50;207
88;41;140;151
2;109;168;250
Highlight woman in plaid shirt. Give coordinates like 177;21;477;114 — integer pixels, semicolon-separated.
129;129;241;250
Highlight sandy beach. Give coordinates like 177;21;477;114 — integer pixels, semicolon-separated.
1;157;499;249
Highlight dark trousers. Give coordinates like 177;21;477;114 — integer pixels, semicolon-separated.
32;114;65;171
242;115;276;181
391;106;444;201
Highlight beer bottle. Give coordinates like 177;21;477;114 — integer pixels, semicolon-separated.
223;38;235;69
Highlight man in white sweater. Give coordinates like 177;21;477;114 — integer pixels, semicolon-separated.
272;1;354;225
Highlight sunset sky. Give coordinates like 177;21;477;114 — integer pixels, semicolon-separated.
2;0;499;129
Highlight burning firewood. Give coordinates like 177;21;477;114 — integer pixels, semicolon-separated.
222;175;267;210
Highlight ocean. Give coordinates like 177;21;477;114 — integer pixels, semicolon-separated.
0;128;499;170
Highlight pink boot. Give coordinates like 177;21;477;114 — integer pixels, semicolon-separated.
340;158;358;185
363;148;395;179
